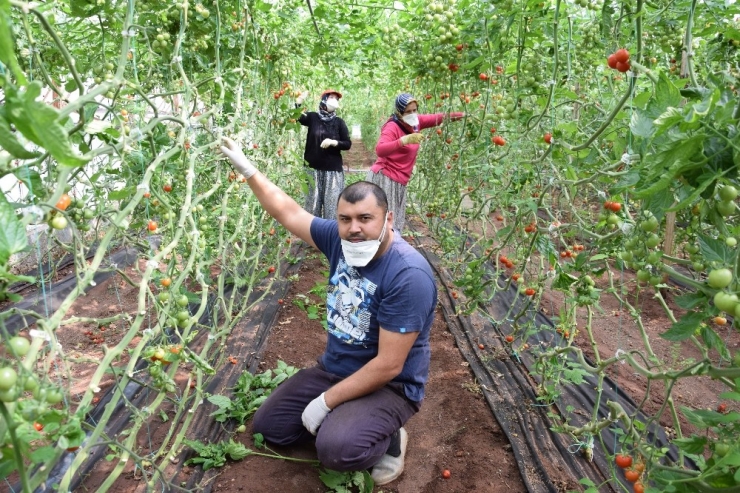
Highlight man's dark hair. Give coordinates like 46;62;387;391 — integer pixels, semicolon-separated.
338;181;388;211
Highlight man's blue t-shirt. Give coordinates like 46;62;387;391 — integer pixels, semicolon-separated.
310;218;437;402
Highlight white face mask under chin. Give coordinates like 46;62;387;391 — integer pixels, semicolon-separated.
402;113;419;128
340;213;389;267
325;99;339;111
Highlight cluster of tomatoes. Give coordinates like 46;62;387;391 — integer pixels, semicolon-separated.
603;200;623;212
607;48;631;73
83;326;107;345
615;454;646;493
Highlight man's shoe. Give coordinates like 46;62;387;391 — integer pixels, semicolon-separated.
370;427;408;485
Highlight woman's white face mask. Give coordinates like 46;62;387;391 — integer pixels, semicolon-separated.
325;98;340;111
340;212;389;267
402;113;419;127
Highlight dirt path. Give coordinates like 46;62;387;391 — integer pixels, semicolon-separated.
207;141;526;492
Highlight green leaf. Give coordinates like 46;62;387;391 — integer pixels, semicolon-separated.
672;436;707;455
12;167;43;197
552;272;577;291
0;114;41;159
10;82;89;167
718;391;740;401
673;292;707;310
630;110;654;138
700;326;731;360
697;233;734;265
660;312;704;341
462;55;485;70
652;107;684;138
645;72;682;119
0;193;29;265
642;188;675;223
682;407;740;429
0;0;26;84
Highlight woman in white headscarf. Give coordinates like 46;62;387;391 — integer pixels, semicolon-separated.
366;93;464;233
296;89;352;219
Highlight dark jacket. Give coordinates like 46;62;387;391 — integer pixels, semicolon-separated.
298;112;352;172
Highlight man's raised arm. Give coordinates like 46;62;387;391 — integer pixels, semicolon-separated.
220;137;316;248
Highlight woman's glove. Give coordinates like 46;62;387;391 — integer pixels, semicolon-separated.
320;139;339;149
296;91;309;105
220;137;257;179
400;133;425;146
302;392;331;435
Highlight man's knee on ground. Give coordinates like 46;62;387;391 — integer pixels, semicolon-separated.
316;433;381;472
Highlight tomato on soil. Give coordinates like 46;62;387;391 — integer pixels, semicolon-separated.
442;469;451;479
478;343;485;349
717;402;727;413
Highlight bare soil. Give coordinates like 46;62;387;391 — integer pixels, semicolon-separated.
9;139;739;492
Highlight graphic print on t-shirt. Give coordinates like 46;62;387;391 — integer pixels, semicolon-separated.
327;259;376;343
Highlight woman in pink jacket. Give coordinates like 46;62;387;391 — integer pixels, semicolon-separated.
367;93;464;233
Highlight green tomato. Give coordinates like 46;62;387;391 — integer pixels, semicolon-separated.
176;295;189;307
7;336;31;357
158;292;170;303
0;387;20;403
708;268;733;289
51;216;68;230
692;262;704;272
607;214;620;225
176;310;190;323
719;185;738;201
686;244;700;254
727;237;737;247
714;443;731;457
717;200;736;217
23;376;39;392
636;270;651;282
640;217;659;233
734;351;740;367
0;367;18;391
714;292;739;313
645;234;661;249
647;251;662;265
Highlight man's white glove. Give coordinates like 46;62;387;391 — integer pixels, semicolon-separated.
302;392;331;435
320;139;338;149
400;133;425;146
296;91;309;105
220;137;257;179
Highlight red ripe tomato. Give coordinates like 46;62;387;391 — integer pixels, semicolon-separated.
607;54;618;69
448;63;459;72
490;127;497;133
479;73;488;81
525;288;536;296
633;482;645;493
455;44;463;51
147;220;158;231
614;48;630;63
625;469;640;483
442;469;451;479
615;454;633;468
34;422;44;431
544;133;552;144
717;402;727;413
616;61;631;73
505;335;514;343
493;136;506;146
268;266;275;273
609;202;622;212
163;183;173;193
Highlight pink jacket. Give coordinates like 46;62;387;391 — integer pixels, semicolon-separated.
371;112;464;186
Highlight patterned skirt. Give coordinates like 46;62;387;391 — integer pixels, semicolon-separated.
304;169;345;219
365;170;407;233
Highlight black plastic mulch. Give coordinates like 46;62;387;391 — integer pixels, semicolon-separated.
9;224;695;492
409;225;695;493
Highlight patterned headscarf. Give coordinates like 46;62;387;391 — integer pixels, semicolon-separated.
318;92;338;122
391;93;419;132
